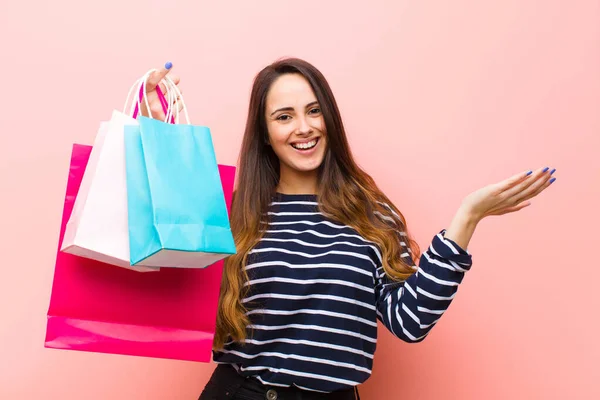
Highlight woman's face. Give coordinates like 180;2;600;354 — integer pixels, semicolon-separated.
264;73;328;178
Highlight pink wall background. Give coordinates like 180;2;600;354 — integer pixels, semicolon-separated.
1;0;598;398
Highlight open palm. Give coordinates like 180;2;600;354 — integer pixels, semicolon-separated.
463;167;556;220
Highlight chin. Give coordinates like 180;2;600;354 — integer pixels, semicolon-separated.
297;166;322;173
277;147;327;175
293;158;325;173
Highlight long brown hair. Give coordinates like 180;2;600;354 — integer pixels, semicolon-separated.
214;57;420;350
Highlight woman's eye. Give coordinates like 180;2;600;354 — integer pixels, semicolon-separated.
277;114;291;121
309;108;321;115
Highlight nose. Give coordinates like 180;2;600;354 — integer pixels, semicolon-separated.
296;115;313;136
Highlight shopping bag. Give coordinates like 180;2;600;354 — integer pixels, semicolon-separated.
45;143;236;362
60;112;158;272
59;71;180;272
124;116;236;269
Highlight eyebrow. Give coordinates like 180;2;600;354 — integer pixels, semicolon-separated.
270;101;319;116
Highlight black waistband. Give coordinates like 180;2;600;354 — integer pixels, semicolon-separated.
211;363;359;399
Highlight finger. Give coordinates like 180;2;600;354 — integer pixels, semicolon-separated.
156;81;172;106
169;82;182;103
155;83;182;113
170;93;180;106
485;168;554;215
498;166;551;198
155;85;177;115
157;81;168;94
156;74;181;94
161;91;179;118
168;93;184;116
141;92;167;120
146;61;173;92
493;169;535;194
508;168;555;204
149;101;167;120
169;74;181;85
517;174;557;203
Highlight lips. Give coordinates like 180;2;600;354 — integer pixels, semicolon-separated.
291;138;319;150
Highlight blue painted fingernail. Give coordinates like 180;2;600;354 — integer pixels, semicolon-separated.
526;170;533;176
549;177;556;184
543;167;549;172
550;168;556;175
165;61;173;69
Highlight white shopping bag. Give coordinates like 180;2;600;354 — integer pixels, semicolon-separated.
61;111;160;272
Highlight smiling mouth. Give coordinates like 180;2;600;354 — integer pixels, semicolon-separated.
291;138;319;150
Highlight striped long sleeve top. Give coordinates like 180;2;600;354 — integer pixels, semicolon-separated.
212;193;473;393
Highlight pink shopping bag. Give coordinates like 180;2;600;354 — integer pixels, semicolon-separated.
44;143;235;362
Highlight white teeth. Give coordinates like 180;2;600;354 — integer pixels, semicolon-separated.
292;140;317;150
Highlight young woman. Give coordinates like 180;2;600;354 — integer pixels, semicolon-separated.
142;58;555;400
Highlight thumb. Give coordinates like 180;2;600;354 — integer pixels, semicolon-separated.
145;61;173;92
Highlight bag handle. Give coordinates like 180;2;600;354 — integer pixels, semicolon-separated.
162;75;190;125
123;69;190;125
122;69;172;123
128;69;174;123
123;70;163;121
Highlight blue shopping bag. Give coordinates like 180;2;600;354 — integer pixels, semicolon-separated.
124;116;236;269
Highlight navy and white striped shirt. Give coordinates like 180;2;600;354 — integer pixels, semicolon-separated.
213;193;473;393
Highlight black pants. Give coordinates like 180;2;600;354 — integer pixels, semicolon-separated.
199;364;360;400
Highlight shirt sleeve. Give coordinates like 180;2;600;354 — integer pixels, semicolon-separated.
374;229;473;342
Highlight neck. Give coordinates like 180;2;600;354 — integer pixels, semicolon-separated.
277;166;319;195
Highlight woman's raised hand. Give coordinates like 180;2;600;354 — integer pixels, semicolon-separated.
139;62;184;121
